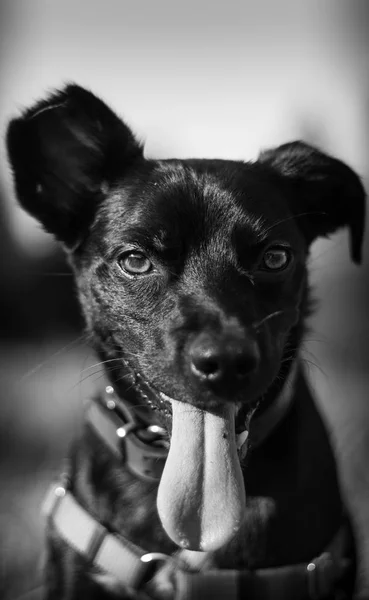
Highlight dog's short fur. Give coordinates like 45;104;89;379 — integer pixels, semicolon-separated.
7;85;366;599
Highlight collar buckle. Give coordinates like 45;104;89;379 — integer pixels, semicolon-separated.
140;551;186;572
139;552;189;594
42;469;70;520
87;387;168;482
42;482;67;520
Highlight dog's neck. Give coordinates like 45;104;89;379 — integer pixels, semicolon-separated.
248;358;298;447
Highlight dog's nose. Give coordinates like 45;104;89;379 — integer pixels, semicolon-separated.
189;332;259;388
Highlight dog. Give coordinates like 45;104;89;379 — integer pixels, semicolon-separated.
7;85;366;600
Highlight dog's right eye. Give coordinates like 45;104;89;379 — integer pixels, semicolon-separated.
258;245;292;273
118;251;153;276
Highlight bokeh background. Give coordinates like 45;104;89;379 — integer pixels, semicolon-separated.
0;1;368;598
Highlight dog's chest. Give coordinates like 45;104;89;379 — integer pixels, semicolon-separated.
73;402;342;572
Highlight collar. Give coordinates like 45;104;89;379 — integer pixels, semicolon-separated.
87;390;168;482
43;479;351;599
87;358;299;482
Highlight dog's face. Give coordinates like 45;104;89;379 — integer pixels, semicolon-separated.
75;159;307;411
7;85;365;551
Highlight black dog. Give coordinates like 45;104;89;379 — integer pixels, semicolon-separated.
7;85;366;600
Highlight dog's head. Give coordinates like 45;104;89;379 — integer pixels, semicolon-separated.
7;85;365;409
7;85;365;550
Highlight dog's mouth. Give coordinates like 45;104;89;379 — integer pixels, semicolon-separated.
112;352;288;552
114;360;252;551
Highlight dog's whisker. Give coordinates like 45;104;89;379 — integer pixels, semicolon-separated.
80;358;121;374
77;370;111;384
251;310;284;331
302;337;331;346
107;347;142;360
113;374;137;391
299;356;327;379
18;334;87;383
69;371;107;395
280;356;295;366
261;211;326;236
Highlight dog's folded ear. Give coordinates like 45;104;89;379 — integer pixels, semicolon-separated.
6;84;143;248
259;141;366;264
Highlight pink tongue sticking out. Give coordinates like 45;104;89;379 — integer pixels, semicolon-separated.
157;399;245;551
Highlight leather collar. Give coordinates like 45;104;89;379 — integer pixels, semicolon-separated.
43;480;351;599
87;389;168;482
87;359;298;482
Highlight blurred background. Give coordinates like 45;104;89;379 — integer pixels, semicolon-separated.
0;0;368;598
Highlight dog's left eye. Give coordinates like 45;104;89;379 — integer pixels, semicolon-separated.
118;251;153;275
260;246;291;271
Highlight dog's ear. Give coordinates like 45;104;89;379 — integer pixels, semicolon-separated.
258;141;366;264
6;84;143;248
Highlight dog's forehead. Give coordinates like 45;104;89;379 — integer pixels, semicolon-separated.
151;161;249;234
97;159;294;251
151;159;290;225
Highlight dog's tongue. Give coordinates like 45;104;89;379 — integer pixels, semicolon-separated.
157;400;245;551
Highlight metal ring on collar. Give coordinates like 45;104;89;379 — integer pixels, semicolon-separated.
116;422;138;438
139;552;189;591
307;552;335;599
141;552;188;571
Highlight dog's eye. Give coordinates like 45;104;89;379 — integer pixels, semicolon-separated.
118;251;153;275
261;246;291;271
